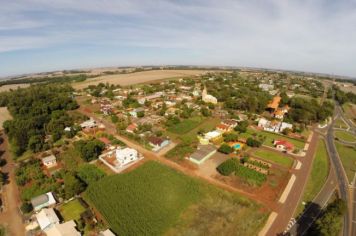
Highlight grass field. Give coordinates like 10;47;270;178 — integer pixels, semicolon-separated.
252;149;294;168
59;199;86;221
334;119;348;129
335;142;356;183
167;116;204;135
334;130;356;142
342;103;356;123
239;128;305;150
85;161;268;236
296;139;329;216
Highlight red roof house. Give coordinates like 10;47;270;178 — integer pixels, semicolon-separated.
273;140;294;151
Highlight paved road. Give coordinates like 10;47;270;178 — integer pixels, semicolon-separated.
0;134;26;236
326;105;351;236
287;157;337;235
263;129;320;235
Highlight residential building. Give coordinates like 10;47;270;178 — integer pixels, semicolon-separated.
259;83;274;91
274;140;294;152
45;220;81;236
147;136;170;152
41;155;57;168
35;208;60;231
189;144;217;165
216;124;232;133
99;147;140;171
126;123;138;133
129;107;145;118
198;130;223;145
99;229;116;236
31;192;57;212
267;96;281;111
80;118;97;129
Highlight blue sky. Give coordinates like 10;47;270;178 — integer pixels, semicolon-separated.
0;0;356;77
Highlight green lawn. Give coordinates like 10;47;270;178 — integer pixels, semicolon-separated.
59;199;86;221
167;116;204;135
239;128;305;150
334;130;356;142
296;139;329;216
334;119;348;129
335;142;356;183
253;149;294;168
85;161;268;236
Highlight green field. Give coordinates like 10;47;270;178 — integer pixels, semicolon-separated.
334;119;348;129
239;128;305;150
296;139;329;216
334;130;356;142
59;199;86;221
335;142;356;183
85;161;268;236
253;149;294;168
167;116;204;134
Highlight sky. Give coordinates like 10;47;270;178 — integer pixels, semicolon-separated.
0;0;356;77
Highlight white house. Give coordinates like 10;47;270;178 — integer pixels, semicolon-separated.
115;148;139;167
31;192;57;212
45;220;81;236
35;208;60;231
80;118;97;129
41;155;57;168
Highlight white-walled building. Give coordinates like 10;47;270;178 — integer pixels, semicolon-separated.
202;86;218;104
41;155;57;168
35;208;60;231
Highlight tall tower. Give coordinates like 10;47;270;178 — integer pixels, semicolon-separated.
202;86;207;99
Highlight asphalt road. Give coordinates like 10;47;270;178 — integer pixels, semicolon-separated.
326;105;351;236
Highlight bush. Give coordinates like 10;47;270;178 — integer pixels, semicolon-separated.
20;202;33;213
246;137;262;147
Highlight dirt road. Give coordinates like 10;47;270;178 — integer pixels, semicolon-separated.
0;134;25;236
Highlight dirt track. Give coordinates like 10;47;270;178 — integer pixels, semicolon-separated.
0;134;25;236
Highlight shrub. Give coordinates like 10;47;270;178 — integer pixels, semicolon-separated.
218;144;234;154
216;158;239;176
20;202;33;213
246;137;262;147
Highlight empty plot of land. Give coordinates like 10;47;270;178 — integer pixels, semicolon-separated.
0;83;30;92
73;70;210;89
0;107;12;129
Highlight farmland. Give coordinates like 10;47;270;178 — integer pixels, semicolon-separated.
85;161;267;236
252;149;294;168
73;69;209;89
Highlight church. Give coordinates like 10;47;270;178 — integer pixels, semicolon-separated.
202;86;218;104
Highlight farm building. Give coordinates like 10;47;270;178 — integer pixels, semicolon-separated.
189;144;217;165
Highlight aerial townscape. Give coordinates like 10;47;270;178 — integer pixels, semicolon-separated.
0;1;356;236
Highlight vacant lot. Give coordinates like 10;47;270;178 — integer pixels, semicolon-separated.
59;199;86;221
296;139;329;216
252;149;294;168
73;70;209;89
336;142;356;183
0;107;12;130
334;130;356;142
240;128;305;150
167;116;204;135
85;161;267;236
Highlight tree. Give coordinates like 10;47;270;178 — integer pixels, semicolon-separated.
63;173;85;199
28;135;44;152
201;107;211;117
74;139;105;162
234;121;248;133
20;202;33;213
137;111;145;118
218;143;234;154
223;132;239;142
111;115;118;123
246;137;262;147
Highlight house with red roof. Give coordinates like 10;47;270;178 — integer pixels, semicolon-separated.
273;140;294;152
126;123;138;133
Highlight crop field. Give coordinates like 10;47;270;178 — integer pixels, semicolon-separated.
253;149;294;168
336;142;356;183
0;107;12;130
73;70;209;89
85;161;268;236
334;130;356;142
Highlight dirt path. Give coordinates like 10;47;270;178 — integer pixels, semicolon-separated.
0;134;25;236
